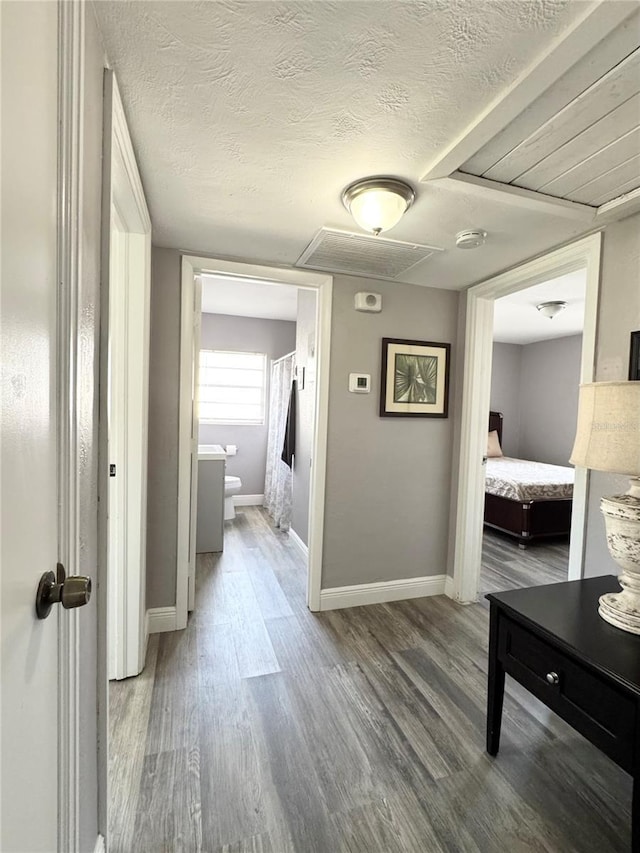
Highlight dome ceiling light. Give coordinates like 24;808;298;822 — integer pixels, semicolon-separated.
536;300;567;319
342;177;415;236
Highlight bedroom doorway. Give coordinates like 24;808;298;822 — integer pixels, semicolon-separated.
481;270;587;596
451;233;602;604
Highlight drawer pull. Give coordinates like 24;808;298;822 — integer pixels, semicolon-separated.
546;671;559;685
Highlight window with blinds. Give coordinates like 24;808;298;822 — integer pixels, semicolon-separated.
198;350;267;425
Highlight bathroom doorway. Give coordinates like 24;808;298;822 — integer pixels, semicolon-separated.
196;276;311;543
177;256;332;625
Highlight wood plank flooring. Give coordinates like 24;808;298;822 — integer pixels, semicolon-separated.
109;508;630;852
480;528;569;596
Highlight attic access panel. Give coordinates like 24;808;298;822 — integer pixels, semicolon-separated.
296;228;444;281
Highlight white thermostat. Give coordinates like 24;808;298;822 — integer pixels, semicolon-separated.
354;292;382;312
349;373;371;393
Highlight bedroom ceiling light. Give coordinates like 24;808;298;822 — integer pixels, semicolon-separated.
536;300;567;319
342;177;415;236
570;381;640;634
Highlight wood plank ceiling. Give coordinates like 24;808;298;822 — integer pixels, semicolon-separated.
460;11;640;208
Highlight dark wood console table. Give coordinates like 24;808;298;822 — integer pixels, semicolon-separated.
486;575;640;851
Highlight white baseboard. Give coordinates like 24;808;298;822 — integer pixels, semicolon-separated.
94;835;105;853
288;527;308;558
234;494;264;506
319;574;448;611
147;606;178;633
444;575;455;599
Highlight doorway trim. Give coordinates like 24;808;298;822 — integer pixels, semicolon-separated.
99;71;152;680
451;232;602;603
177;256;332;622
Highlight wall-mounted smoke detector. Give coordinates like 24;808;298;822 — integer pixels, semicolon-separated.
455;229;487;249
536;300;567;319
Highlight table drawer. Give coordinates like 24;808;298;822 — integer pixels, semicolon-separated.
498;615;636;771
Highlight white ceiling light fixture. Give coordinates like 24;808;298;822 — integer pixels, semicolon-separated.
536;300;567;319
455;229;487;249
342;177;415;236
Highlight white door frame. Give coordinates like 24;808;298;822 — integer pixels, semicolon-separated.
177;256;332;623
451;233;602;603
187;276;202;612
100;69;152;681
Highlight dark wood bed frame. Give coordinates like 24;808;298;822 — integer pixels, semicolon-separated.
484;411;573;549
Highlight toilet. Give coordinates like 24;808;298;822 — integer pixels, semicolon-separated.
224;475;242;520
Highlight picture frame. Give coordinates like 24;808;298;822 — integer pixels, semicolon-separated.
380;337;450;418
630;331;640;381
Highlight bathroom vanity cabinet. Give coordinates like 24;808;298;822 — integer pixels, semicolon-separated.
196;445;226;553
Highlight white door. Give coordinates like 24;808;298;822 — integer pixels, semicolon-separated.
1;4;60;848
0;1;99;849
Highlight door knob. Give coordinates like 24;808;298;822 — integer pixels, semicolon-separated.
35;562;92;619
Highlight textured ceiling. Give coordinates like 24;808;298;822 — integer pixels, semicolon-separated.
200;274;298;321
493;269;586;344
94;0;604;290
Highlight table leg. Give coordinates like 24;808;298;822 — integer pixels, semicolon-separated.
487;603;505;756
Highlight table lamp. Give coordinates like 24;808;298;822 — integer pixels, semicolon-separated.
570;381;640;633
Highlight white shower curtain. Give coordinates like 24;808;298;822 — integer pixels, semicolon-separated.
264;353;294;530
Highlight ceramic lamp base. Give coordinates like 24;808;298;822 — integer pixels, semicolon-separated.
599;588;640;634
598;483;640;635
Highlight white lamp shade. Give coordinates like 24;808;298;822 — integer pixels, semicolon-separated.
570;381;640;475
348;188;408;234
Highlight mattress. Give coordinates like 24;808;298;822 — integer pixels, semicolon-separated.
485;457;574;502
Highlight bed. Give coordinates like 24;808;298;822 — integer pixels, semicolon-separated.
484;411;574;548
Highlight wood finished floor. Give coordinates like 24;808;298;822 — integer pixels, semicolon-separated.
109;508;630;853
480;529;570;597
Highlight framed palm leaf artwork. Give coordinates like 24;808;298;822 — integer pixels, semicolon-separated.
380;338;450;418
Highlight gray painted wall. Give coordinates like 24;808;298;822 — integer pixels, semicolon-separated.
519;335;582;466
146;251;459;603
199;313;296;495
147;248;182;609
490;336;583;465
321;276;459;589
584;213;640;578
146;219;639;603
291;290;317;545
490;343;522;457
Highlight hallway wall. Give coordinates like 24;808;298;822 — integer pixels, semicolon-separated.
146;249;460;606
147;249;182;609
583;212;640;578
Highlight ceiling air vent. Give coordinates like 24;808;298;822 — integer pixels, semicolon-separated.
296;228;444;281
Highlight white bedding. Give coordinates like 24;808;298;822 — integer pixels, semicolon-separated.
485;457;574;502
